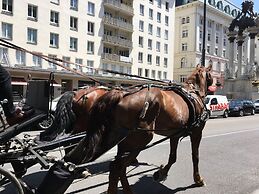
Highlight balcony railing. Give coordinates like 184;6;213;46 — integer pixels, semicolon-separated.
103;35;132;48
102;53;132;64
103;16;133;32
103;0;134;15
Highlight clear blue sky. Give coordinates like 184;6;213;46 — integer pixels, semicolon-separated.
231;0;259;13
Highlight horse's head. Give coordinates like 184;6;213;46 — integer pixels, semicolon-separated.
186;64;213;98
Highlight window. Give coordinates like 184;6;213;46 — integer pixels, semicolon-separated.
1;22;12;40
16;50;26;65
165;16;169;26
149;9;153;19
223;38;226;46
186;17;190;23
88;2;95;16
157;12;161;23
163;72;167;79
0;47;8;62
139;20;144;31
50;33;59;48
208;20;212;28
140;4;144;15
103;47;111;54
138;52;143;63
158;71;161;79
165;30;168;40
199;43;202;52
32;54;42;67
156;27;161;37
208;33;211;41
207;45;211;54
148;39;152;50
164;58;168;68
148;24;153;35
200;30;202;39
147;54;152;64
87;21;94;35
180;75;187;83
27;28;37;44
70;16;78;31
215;48;218;56
138;68;142;76
145;69;149;77
216;36;219;44
70;37;78;51
164;44;168;54
102;64;108;74
156;56;160;66
157;0;161;8
223;50;226;57
199;16;203;25
182;18;185;24
165;1;169;11
87;60;94;74
156;41;160;52
70;0;78;10
139;36;143;47
28;4;37;20
50;11;59;26
181;57;187;68
216;23;220;31
87;41;94;54
151;70;156;79
182;43;187;51
119;66;124;73
216;62;221;72
62;56;70;68
75;58;83;71
48;54;57;69
2;0;13;13
182;30;188;38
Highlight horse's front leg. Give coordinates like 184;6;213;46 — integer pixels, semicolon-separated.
190;128;205;186
153;137;179;182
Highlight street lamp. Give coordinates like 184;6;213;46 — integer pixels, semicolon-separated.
201;0;207;67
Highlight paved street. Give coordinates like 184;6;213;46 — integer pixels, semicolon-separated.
2;114;259;194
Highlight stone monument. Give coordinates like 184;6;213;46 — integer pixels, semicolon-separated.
221;1;259;100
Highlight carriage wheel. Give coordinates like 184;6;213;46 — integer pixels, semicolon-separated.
0;167;24;194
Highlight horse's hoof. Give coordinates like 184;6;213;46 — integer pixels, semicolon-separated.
195;179;206;187
153;170;167;182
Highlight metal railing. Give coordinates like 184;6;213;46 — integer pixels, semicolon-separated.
103;0;134;15
103;35;132;48
101;53;132;64
103;16;133;32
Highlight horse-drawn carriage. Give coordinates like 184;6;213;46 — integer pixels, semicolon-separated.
0;63;214;194
0;76;89;194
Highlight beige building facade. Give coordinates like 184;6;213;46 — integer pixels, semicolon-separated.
0;0;175;97
174;0;241;87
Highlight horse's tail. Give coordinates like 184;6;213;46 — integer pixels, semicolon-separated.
64;90;127;164
40;91;76;141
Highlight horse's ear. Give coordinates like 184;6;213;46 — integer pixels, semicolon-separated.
196;64;201;69
206;64;212;72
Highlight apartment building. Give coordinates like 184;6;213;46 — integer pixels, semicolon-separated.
174;0;242;86
0;0;175;97
132;0;175;81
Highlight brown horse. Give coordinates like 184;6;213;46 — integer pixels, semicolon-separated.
65;64;213;194
39;86;109;141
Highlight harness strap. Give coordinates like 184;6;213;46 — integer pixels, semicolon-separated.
139;84;151;119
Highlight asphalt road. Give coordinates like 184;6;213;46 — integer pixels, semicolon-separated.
2;114;259;194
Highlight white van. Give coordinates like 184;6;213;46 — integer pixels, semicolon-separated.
205;95;229;118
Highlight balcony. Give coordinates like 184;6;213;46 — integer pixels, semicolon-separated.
103;16;133;32
103;0;134;16
103;35;132;48
102;53;132;64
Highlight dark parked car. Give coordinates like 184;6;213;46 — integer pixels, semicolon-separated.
229;99;255;116
254;99;259;113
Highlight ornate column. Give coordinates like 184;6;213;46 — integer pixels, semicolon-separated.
227;31;237;79
237;35;245;78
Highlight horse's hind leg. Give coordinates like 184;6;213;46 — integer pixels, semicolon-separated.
153;137;179;182
190;128;205;186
